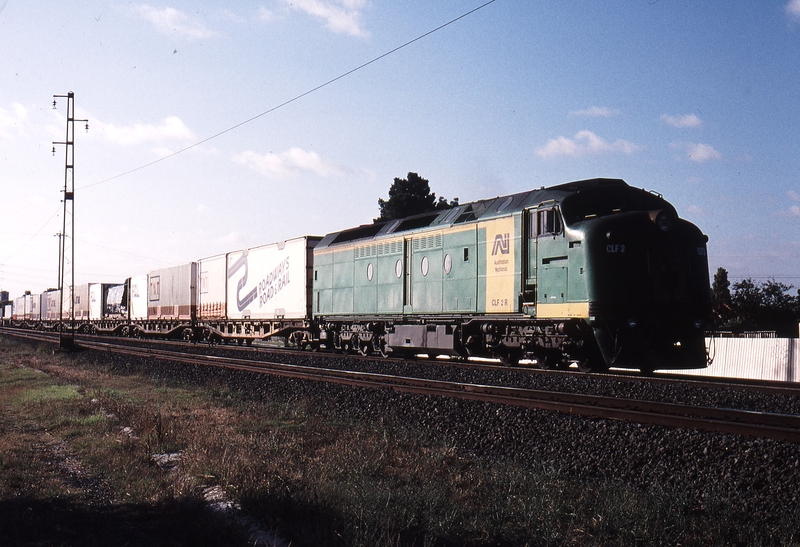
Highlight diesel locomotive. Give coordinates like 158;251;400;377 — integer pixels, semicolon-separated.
2;178;711;373
313;178;711;372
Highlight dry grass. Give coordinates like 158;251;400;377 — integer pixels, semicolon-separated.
0;335;797;546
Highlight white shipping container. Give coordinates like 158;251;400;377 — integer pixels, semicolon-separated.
129;275;148;320
226;236;319;320
89;284;103;320
29;294;41;321
72;284;91;320
148;262;197;319
41;290;61;321
2;304;12;319
198;254;227;320
13;295;29;319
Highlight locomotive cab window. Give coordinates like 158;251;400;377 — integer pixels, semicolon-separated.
529;207;563;238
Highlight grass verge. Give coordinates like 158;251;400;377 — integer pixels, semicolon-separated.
0;335;797;546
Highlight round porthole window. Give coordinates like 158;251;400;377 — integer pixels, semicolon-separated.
395;259;403;278
443;253;452;274
421;256;429;276
367;263;373;281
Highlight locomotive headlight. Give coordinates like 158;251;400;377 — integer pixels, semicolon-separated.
650;210;675;232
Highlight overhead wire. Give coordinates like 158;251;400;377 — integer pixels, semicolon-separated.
78;0;498;190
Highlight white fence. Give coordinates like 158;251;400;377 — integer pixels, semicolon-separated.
683;338;800;382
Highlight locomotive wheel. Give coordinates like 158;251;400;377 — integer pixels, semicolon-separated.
358;341;372;356
497;349;522;366
576;358;608;373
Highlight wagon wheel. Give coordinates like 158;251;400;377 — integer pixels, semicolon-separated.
376;339;389;358
358;341;372;357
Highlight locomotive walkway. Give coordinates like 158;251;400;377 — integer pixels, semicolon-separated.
5;328;800;444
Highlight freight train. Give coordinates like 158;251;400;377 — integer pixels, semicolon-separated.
0;178;712;372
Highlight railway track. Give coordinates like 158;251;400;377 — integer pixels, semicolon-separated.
5;328;800;444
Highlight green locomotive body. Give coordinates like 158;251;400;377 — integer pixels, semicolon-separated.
313;178;711;372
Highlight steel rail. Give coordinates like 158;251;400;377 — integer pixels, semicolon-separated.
4;329;800;443
78;338;800;444
5;326;800;398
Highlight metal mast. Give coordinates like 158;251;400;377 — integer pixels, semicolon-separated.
52;92;88;350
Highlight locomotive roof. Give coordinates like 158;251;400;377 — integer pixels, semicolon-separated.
317;178;646;249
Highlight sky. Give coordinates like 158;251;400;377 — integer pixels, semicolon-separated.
1;0;799;299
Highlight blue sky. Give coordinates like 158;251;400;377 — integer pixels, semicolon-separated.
1;0;799;298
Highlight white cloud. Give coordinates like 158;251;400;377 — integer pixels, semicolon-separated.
787;0;800;21
233;147;349;178
135;4;217;39
284;0;370;38
686;205;707;215
661;113;703;128
776;205;800;218
95;116;195;146
0;103;29;138
569;106;620;118
535;130;641;158
670;142;722;163
258;6;278;22
788;190;800;202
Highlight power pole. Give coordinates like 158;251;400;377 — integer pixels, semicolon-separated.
52;92;88;350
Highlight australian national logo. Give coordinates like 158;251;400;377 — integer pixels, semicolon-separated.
492;233;510;256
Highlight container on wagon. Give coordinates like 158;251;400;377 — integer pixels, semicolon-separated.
226;236;320;321
197;253;227;321
128;275;148;320
41;289;61;321
147;263;197;320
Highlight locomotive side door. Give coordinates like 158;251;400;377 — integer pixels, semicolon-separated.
403;237;413;313
535;205;568;315
523;207;538;313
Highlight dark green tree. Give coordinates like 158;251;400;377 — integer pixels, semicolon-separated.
711;267;732;325
726;277;799;336
376;172;457;222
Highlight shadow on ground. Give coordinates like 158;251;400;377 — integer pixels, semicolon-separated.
0;496;246;547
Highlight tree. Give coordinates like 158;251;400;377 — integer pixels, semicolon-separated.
711;267;732;325
376;172;458;222
723;276;800;336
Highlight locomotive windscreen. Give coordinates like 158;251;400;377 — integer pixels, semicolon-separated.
560;187;677;225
